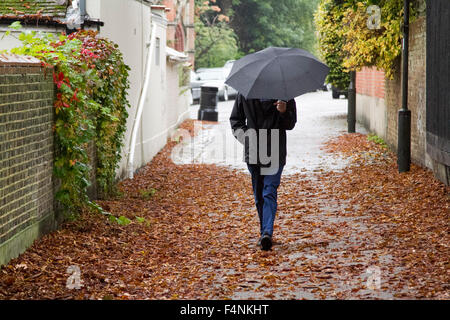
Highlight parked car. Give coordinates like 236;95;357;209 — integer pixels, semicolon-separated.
223;60;235;70
319;82;329;92
331;85;348;99
189;67;237;103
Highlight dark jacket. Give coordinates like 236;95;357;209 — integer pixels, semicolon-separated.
229;94;297;167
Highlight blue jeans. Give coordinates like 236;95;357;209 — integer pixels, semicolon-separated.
247;164;284;237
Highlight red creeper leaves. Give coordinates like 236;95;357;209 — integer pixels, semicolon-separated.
71;88;80;103
53;71;71;90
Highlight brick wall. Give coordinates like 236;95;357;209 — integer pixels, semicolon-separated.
385;16;427;166
162;0;195;65
384;58;402;151
408;15;427;166
0;55;56;265
356;67;385;99
355;67;388;139
356;16;427;167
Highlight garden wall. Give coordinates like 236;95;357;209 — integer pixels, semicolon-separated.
0;55;56;266
90;1;191;179
356;67;387;140
356;15;428;168
385;15;427;168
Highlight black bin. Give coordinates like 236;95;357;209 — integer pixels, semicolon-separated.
197;86;218;121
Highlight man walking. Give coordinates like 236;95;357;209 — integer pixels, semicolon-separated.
230;94;297;250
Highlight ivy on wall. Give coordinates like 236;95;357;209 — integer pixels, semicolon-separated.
74;31;130;198
341;0;405;79
7;26;130;216
316;0;422;81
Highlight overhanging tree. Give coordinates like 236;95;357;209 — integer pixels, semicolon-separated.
216;0;319;55
194;0;239;69
315;0;350;90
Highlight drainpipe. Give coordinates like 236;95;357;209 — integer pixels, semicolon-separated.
127;23;157;179
347;70;356;133
79;0;86;17
398;0;411;173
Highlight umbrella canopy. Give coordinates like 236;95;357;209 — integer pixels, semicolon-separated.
225;47;329;101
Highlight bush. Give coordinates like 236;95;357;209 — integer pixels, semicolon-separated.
315;0;350;90
7;26;130;216
316;0;423;80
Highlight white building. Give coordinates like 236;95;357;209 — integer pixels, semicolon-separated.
0;0;192;179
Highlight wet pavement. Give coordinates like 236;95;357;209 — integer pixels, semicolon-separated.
177;91;368;174
178;92;400;300
1;91;443;300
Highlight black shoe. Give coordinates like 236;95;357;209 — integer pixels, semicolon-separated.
260;233;272;251
257;235;263;247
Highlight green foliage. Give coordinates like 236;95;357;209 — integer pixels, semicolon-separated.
8;21;22;29
109;215;149;226
109;215;131;226
316;0;422;80
135;216;151;227
315;0;350;90
178;64;191;88
195;23;239;68
216;0;319;55
8;24;130;216
135;216;146;223
341;0;404;79
139;188;157;200
368;133;387;148
76;31;130;197
1;20;22;39
194;1;239;68
195;0;319;68
0;0;67;16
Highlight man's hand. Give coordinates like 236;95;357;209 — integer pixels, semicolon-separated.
275;100;287;113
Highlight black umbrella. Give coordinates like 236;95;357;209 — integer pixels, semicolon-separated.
225;47;329;101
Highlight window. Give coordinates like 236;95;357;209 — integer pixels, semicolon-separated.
175;24;185;52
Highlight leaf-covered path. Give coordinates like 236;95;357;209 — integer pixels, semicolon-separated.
0;118;448;299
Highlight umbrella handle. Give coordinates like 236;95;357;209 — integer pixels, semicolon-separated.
275;100;287;113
